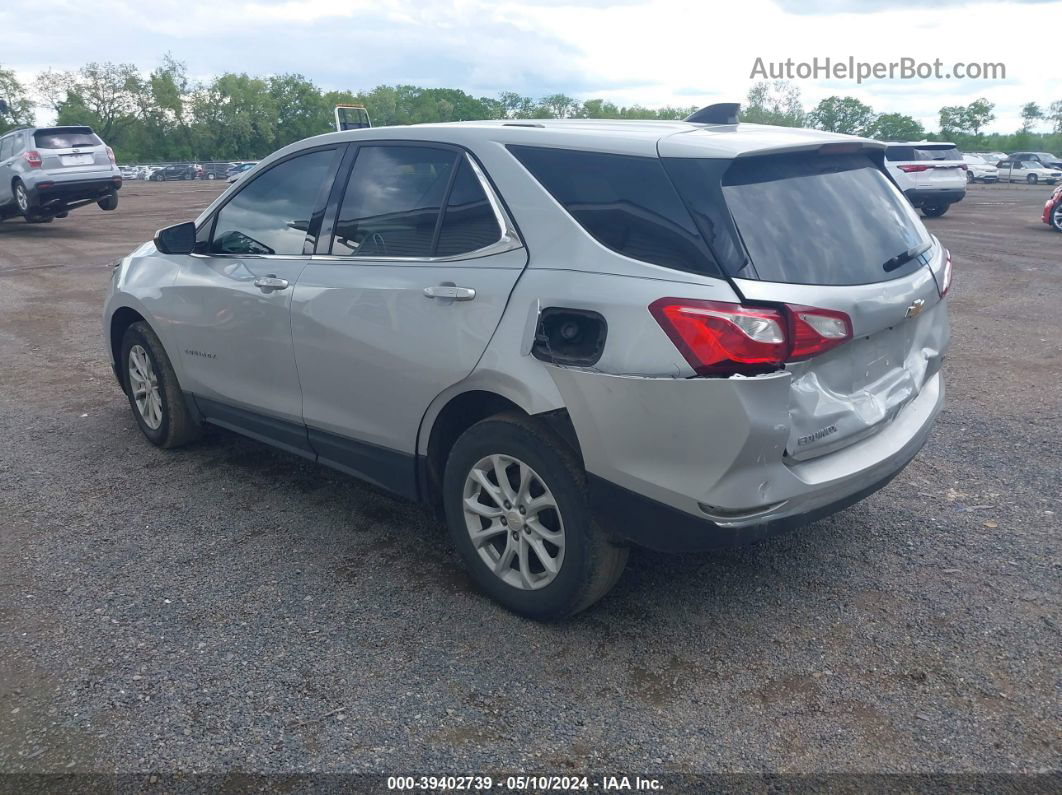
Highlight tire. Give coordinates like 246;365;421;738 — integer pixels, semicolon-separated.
119;321;201;449
26;216;53;224
207;173;216;180
921;203;949;218
1051;202;1062;233
97;191;118;211
1027;174;1038;185
443;412;628;620
13;180;32;219
966;170;975;183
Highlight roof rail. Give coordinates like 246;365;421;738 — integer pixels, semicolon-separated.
685;103;740;125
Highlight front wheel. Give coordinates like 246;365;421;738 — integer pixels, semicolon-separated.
966;170;975;183
443;413;628;620
120;322;201;448
922;203;950;218
1051;202;1062;232
1027;174;1038;185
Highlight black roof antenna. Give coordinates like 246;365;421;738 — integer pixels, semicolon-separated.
685;103;740;125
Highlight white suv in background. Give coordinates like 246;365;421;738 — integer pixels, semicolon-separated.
884;142;967;217
962;154;998;183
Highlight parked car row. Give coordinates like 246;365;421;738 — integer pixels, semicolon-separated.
883;142;1062;218
118;161;259;182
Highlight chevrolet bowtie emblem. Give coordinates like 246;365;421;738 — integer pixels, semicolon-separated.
905;298;926;319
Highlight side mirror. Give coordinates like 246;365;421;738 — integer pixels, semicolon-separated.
154;221;197;255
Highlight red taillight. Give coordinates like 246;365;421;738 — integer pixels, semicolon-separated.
23;150;42;169
898;164;931;173
649;298;852;376
106;146;116;165
939;250;953;297
786;305;853;360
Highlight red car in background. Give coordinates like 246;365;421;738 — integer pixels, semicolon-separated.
1043;185;1062;232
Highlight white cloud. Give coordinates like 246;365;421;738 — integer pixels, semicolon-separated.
0;0;1059;133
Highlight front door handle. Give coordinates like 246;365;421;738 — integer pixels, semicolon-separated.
423;285;476;301
254;275;289;292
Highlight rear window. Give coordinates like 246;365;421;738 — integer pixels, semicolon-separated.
509;145;720;275
668;154;931;286
886;145;961;162
33;127;103;149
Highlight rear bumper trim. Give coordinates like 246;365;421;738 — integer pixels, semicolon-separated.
589;396;936;553
904;188;965;206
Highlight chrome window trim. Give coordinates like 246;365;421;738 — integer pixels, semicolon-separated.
318;152;523;264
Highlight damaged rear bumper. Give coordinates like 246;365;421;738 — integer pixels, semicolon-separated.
548;365;944;553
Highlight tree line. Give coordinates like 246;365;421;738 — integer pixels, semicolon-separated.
1;60;1060;162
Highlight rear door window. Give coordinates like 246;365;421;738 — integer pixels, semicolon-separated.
331;145;458;257
435;158;502;257
210;148;338;256
669;153;931;285
509;145;720;275
0;137;12;161
33;128;103;149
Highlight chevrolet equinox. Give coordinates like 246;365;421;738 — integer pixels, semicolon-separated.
103;106;951;619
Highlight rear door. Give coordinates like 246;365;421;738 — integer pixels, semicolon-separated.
664;151;949;460
0;134;14;205
290;143;526;493
32;127;112;176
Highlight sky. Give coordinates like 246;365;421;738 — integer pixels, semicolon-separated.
2;0;1060;133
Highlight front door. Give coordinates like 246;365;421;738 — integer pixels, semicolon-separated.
291;144;526;495
167;146;342;447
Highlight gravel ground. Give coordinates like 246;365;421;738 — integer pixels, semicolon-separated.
0;182;1059;779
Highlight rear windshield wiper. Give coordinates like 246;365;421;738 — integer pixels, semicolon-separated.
881;241;932;273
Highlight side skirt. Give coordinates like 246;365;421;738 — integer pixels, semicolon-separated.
191;395;418;501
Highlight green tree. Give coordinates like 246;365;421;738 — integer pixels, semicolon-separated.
1020;101;1043;132
1049;100;1062;134
807;96;876;136
0;64;34;133
866;112;925;141
536;94;581;119
743;80;805;127
965;98;995;135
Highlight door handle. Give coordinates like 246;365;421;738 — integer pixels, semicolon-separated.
423;285;476;301
253;275;289;292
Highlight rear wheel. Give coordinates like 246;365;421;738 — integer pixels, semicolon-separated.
97;191;118;211
13;180;31;219
1052;202;1062;232
120;322;201;448
1027;173;1038;185
443;413;628;620
966;170;975;183
921;203;950;218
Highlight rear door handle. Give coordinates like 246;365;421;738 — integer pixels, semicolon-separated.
253;276;289;292
423;285;476;301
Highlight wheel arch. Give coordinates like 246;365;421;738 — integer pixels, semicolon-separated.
108;306;148;392
416;373;577;512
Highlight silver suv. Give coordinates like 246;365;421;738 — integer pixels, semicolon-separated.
0;125;121;223
103;111;951;619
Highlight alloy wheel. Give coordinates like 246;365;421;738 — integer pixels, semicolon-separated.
462;454;565;590
128;344;163;430
1053;203;1062;232
15;184;28;212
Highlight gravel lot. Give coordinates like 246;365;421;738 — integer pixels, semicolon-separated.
0;181;1059;780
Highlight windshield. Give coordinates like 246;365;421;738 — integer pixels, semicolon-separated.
669;153;931;286
1035;153;1059;160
